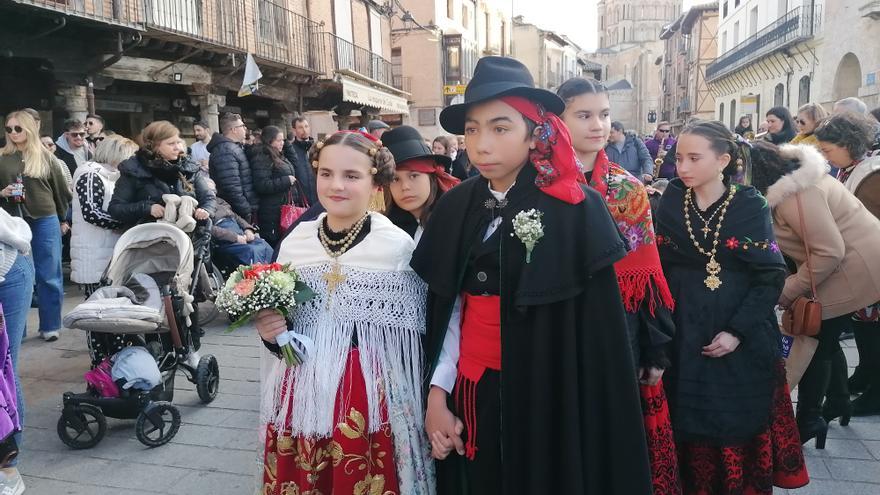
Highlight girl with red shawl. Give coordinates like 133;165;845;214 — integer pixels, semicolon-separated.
558;77;681;494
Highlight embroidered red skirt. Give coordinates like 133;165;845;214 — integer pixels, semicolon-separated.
676;363;809;495
262;348;400;495
642;381;683;495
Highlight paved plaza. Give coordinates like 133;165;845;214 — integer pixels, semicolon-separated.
9;285;880;494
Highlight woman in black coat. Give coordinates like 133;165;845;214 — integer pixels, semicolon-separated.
109;121;216;227
250;126;298;246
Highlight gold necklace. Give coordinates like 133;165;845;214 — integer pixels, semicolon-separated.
690;200;724;239
684;186;736;291
318;213;369;305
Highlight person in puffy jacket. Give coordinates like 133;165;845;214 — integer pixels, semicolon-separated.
109;121;216;228
250;126;298;246
282;116;318;206
207;113;257;220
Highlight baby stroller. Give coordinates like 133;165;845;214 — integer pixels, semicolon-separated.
57;223;220;449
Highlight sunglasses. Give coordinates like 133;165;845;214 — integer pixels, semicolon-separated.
658;129;671;133
4;126;23;134
69;132;86;137
797;119;808;125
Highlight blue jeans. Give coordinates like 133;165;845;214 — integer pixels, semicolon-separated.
26;216;63;333
0;253;35;460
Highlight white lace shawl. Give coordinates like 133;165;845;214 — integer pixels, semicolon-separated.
258;213;435;495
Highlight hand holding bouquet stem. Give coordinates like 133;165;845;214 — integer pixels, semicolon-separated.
216;263;315;366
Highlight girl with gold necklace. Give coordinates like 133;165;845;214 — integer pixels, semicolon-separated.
253;130;434;495
654;120;808;494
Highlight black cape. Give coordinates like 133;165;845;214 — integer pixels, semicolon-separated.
656;179;786;443
411;164;653;495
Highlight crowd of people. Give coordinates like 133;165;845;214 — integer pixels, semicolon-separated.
1;54;880;495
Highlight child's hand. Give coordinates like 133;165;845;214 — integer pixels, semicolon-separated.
425;386;465;460
254;308;287;343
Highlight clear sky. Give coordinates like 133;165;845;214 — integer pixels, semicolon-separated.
512;0;701;53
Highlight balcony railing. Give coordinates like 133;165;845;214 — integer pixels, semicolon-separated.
14;0;392;81
392;75;411;93
140;0;322;72
313;32;395;88
707;4;821;81
252;0;319;71
12;0;143;28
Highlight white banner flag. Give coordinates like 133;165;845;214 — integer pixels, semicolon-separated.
238;53;263;97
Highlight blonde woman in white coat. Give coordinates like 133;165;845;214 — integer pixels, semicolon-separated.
70;135;138;296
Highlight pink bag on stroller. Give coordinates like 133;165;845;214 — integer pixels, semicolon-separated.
84;358;119;398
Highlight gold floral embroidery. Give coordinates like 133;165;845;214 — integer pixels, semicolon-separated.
263;406;397;495
354;474;395;495
293;437;332;486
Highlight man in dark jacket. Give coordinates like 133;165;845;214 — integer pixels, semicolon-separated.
283;116;318;206
207;113;257;220
55;118;92;177
604;121;654;182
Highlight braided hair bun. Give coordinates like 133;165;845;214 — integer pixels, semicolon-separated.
679;120;748;183
308;131;396;187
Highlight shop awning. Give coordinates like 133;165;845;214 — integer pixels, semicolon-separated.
341;76;409;114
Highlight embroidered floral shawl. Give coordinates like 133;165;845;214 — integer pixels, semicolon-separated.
588;150;674;314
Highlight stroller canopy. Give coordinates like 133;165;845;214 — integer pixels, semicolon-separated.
106;223;194;292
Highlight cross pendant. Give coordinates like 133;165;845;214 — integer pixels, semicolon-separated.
322;262;346;306
701;225;710;238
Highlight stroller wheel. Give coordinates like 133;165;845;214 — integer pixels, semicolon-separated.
57;403;107;449
196;354;220;404
135;401;181;448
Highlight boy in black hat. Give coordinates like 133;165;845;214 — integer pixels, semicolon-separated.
411;56;652;494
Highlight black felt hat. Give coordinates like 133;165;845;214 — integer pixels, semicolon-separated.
381;125;452;168
439;56;565;134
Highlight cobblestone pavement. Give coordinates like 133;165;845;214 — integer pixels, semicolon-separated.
18;285;260;494
11;286;880;494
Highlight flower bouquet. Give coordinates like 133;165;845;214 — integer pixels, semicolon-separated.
215;262;315;366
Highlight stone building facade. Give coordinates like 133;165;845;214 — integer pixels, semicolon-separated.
593;0;681;135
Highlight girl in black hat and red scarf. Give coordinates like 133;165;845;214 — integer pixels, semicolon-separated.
382;125;460;243
557;77;680;494
411;56;652;495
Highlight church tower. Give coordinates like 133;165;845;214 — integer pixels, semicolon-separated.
594;0;682;133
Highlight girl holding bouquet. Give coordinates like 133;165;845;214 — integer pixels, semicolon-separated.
253;131;434;495
557;77;680;494
412;56;651;494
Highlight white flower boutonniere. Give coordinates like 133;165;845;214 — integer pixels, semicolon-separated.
511;209;545;263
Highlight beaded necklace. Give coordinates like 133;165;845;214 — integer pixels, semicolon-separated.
318;213;369;304
684;185;736;291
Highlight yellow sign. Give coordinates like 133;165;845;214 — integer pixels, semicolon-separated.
443;84;466;95
740;95;758;114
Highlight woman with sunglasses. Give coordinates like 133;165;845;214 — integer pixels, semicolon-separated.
0;111;72;343
791;103;829;148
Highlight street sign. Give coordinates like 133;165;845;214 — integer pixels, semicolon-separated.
443;84;466;95
741;95;758;114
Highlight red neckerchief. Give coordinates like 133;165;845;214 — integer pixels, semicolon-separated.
498;96;586;204
589;150;674;314
837;157;863;185
396;158;460;193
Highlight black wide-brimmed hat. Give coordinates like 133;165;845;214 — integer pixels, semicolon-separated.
381;125;452;168
439;56;565;134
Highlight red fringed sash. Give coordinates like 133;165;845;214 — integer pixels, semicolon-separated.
455;293;502;460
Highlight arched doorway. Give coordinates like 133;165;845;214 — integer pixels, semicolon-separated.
833;53;862;100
